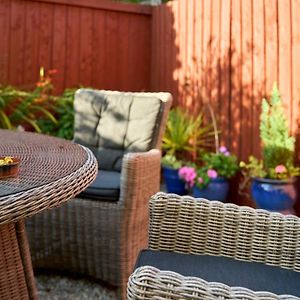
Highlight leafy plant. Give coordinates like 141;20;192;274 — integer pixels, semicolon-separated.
162;107;214;168
240;83;300;181
0;68;76;140
0;68;58;132
37;88;75;140
179;146;238;189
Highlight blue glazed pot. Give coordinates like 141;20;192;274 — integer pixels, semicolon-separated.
192;177;229;202
251;177;297;213
162;166;186;195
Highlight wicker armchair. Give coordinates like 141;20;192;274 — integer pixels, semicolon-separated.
127;192;300;299
26;90;172;299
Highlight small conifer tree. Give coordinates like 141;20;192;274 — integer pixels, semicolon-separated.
240;83;299;180
260;83;295;170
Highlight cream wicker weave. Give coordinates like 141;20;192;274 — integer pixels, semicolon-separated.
127;192;300;300
25;90;172;299
0;129;97;300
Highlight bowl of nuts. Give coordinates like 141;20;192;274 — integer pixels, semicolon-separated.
0;156;20;179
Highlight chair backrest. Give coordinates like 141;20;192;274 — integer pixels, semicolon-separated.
73;89;172;171
148;192;300;272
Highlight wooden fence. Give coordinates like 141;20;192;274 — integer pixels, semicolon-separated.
1;0;300;174
0;0;152;93
152;0;300;162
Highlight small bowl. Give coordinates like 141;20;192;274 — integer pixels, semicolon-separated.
0;156;20;179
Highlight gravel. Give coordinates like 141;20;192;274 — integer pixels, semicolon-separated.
36;274;118;300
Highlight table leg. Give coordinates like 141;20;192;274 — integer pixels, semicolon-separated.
0;221;38;300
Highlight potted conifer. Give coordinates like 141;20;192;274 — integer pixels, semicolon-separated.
240;83;300;214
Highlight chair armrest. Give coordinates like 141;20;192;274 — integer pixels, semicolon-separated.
119;149;161;209
148;192;300;271
127;266;299;300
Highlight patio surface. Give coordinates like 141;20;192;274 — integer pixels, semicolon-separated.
36;273;117;300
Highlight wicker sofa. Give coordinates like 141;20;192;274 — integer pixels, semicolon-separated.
127;192;300;299
25;90;172;299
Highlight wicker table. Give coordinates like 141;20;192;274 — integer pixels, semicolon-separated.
0;129;98;300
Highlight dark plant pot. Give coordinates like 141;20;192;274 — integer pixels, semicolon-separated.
251;177;297;214
162;166;186;195
192;177;229;202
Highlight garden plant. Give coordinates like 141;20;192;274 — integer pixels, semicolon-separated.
240;83;300;213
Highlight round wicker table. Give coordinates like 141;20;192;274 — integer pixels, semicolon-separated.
0;129;98;300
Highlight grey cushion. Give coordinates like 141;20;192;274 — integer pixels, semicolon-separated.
135;250;300;297
73;89;162;171
79;170;120;202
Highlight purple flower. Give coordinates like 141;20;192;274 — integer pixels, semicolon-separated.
224;151;230;156
207;169;218;178
219;146;228;154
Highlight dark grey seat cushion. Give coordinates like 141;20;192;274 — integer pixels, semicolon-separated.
135;250;300;297
79;170;120;202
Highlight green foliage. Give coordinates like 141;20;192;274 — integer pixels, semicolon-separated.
240;83;300;181
0;70;58;133
260;84;295;168
161;154;182;169
37;88;75;140
162;107;214;168
0;68;75;140
179;147;239;189
195;150;238;189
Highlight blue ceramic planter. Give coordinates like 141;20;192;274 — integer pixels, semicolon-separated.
192;177;229;202
162;166;186;195
251;177;297;214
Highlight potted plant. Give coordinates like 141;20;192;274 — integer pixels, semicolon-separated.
179;146;239;201
240;83;300;214
162;107;214;195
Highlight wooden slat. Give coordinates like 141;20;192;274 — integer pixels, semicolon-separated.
193;0;203;113
166;2;176;96
201;0;212;108
264;0;278;93
278;0;292;130
64;5;80;88
219;0;231;148
292;0;300;136
0;0;11;85
23;1;40;88
150;6;160;92
38;2;53;75
230;0;242;157
9;0;25;86
240;0;253;160
52;3;67;93
252;0;265;158
210;0;221;131
78;7;93;87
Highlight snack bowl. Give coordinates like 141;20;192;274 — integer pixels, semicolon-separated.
0;156;20;178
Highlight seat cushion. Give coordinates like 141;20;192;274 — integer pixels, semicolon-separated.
79;170;120;202
73;89;163;171
135;249;300;297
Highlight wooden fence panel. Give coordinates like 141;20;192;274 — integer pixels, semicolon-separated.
152;0;300;163
0;0;152;93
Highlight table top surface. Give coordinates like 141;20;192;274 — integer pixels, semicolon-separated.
0;129;98;225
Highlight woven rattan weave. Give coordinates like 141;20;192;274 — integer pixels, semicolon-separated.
127;192;300;299
0;129;98;300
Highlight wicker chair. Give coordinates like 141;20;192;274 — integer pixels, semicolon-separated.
25;90;172;299
127;192;300;299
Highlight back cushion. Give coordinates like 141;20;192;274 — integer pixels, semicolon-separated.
74;89;162;171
